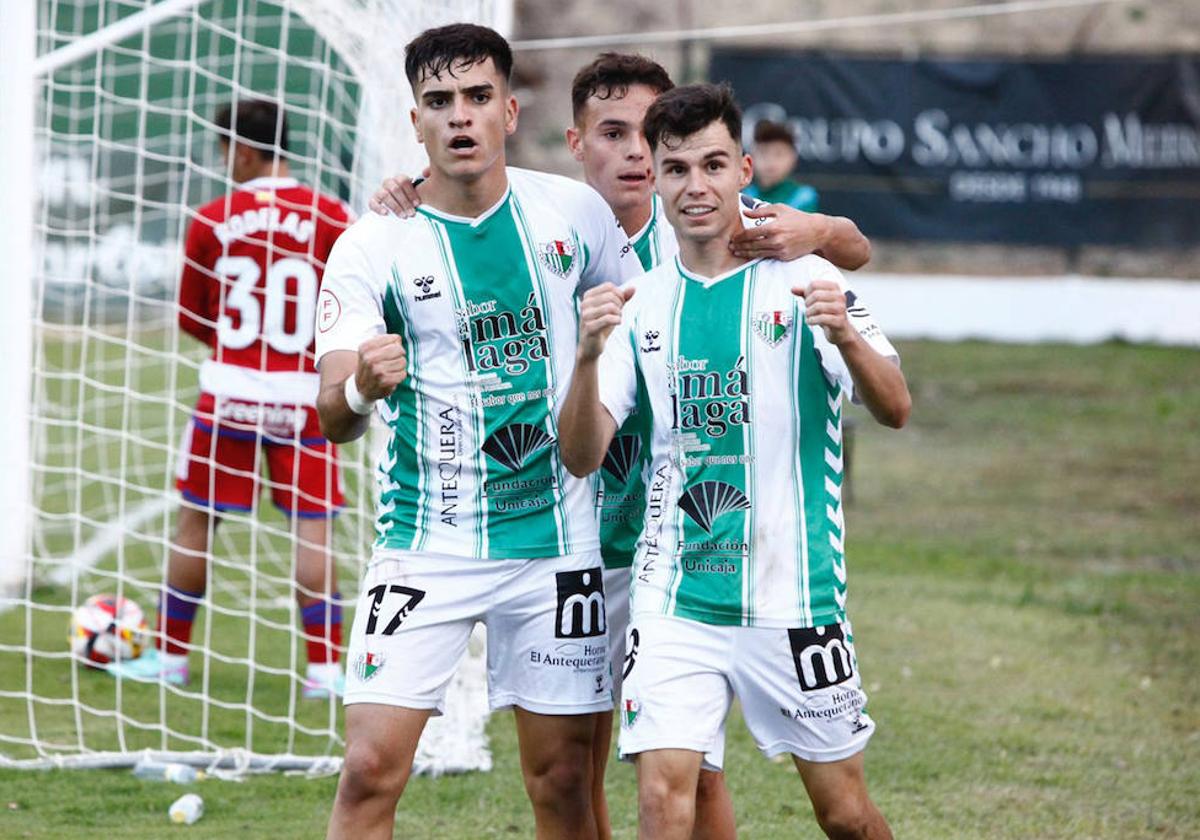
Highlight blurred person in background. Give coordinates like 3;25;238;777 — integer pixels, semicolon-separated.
746;120;819;212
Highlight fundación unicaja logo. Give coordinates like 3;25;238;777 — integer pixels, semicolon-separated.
601;435;643;485
678;480;751;534
482;423;556;472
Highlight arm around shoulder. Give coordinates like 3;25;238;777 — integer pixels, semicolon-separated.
814;214;871;271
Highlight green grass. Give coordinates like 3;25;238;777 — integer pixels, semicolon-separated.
2;339;1198;838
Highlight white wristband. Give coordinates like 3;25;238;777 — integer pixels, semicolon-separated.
343;376;376;416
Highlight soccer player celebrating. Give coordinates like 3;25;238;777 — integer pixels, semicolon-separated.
372;52;874;840
558;83;909;840
314;25;636;839
108;100;351;698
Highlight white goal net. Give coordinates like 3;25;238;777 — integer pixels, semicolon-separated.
0;0;508;776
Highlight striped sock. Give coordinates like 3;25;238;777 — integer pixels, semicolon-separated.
156;585;202;657
301;593;342;665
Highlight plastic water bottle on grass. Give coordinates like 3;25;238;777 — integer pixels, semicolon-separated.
132;758;202;783
169;793;204;824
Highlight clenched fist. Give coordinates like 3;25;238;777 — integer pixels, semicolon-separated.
356;334;408;399
793;280;855;346
577;283;635;362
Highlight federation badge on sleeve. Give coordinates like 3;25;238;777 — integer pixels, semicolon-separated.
753;310;793;347
317;289;341;333
538;239;576;278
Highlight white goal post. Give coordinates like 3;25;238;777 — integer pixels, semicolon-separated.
0;0;509;776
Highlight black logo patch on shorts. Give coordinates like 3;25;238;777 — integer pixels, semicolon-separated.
554;567;606;639
788;624;854;691
622;627;640;679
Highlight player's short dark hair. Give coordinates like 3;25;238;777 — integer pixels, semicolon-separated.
753;120;795;147
642;83;741;153
570;52;674;122
405;23;513;87
214;99;288;158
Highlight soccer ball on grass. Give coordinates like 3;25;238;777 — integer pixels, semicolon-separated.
69;594;148;668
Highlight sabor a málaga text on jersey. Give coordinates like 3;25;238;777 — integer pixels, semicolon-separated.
596;254;899;628
315;167;638;560
178;176;351;404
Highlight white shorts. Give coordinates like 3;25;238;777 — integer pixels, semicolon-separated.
602;567;633;693
344;549;611;716
604;570;726;770
619;614;874;768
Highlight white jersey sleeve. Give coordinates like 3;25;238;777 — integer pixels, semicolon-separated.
576;186;641;292
314;219;386;365
508;168;638;293
564;180;648;291
797;256;899;402
596;299;640;428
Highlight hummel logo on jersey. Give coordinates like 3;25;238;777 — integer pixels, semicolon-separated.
788;624;855;691
753;310;793;347
413;274;441;301
555;567;606;639
538;239;576;278
641;330;661;353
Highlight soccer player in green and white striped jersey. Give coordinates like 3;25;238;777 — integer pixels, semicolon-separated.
563;54;872;840
558;84;909;840
315;26;638;840
369;53;874;840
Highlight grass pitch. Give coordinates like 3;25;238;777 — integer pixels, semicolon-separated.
1;339;1198;838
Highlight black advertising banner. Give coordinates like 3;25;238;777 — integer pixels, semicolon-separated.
709;51;1200;246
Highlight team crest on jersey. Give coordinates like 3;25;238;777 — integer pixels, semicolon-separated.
622;698;641;727
538;239;576;278
353;651;385;682
753;310;793;347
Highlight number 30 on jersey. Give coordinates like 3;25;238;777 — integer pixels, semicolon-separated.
214;255;318;354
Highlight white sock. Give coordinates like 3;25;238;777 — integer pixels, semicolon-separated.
306;662;341;683
159;651;189;669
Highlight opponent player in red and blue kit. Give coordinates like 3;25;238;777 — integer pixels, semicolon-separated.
108;100;352;698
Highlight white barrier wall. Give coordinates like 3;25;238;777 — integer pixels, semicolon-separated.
853;275;1200;347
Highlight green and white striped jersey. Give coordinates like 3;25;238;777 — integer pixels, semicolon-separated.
599;195;767;570
595;195;673;569
597;255;898;628
627;194;675;274
316;167;638;560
